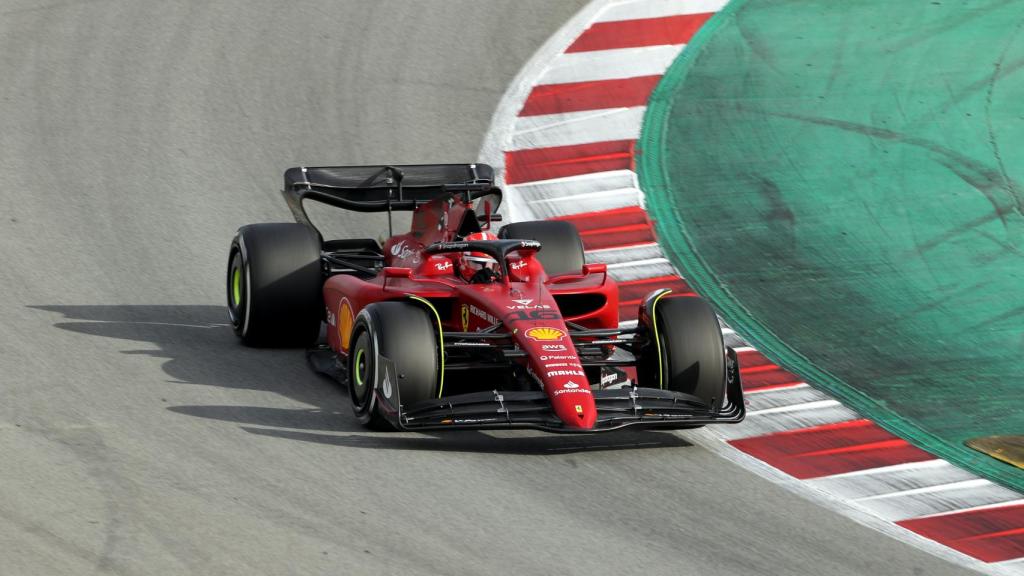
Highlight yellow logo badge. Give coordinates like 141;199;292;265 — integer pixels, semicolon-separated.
525;327;565;341
338;299;354;351
461;304;470;332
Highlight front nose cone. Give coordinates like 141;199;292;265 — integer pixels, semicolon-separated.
554;396;597;429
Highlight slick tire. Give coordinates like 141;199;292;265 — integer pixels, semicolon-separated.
638;296;727;412
227;223;323;347
349;302;440;430
498;220;585;278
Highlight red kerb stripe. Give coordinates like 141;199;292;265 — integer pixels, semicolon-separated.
567;13;715;53
553;207;657;250
742;368;804;392
505;140;635;185
897;503;1024;563
618;275;692;301
520;76;662;116
554;206;650;231
728;419;935;479
737;349;774;370
614;276;693;321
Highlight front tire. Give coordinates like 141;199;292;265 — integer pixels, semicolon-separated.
637;295;727;412
348;301;440;430
227;223;322;347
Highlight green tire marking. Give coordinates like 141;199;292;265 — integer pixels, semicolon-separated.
354;348;365;388
231;267;242;306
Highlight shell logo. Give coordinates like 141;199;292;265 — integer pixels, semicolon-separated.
525;327;565;341
338;299;354;351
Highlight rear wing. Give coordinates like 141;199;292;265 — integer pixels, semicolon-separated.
282;164;502;234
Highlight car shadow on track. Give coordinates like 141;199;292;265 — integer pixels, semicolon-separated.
33;304;693;455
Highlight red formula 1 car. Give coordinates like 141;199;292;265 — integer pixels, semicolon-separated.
226;164;744;432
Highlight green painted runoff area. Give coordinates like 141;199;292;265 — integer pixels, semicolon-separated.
640;0;1024;490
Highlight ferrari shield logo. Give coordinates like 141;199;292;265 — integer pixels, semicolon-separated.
461;304;470;332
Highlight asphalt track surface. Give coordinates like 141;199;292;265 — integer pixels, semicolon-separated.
0;2;975;575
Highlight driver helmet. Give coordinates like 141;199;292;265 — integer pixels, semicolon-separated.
459;231;499;279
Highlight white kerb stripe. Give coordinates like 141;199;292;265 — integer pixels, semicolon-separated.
746;399;841;416
510;106;646;151
901;498;1024;520
510;169;637;196
716;403;860;440
528;191;642;219
537;44;685;85
856;479;995;502
586;243;664;265
744;385;832;413
745;383;810;395
595;0;729;22
811;459;949;481
854;481;1024;522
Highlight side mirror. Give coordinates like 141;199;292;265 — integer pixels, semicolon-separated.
382;266;413;290
383;267;413;278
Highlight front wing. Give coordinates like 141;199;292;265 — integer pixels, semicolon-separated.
377;348;746;433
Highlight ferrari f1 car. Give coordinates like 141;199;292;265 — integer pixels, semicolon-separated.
226;163;744;432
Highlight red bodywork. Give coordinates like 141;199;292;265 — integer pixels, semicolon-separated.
322;194;618;430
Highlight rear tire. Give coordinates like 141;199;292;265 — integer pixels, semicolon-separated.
498;220;585;277
348;301;440;430
638;296;726;411
227;223;322;347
